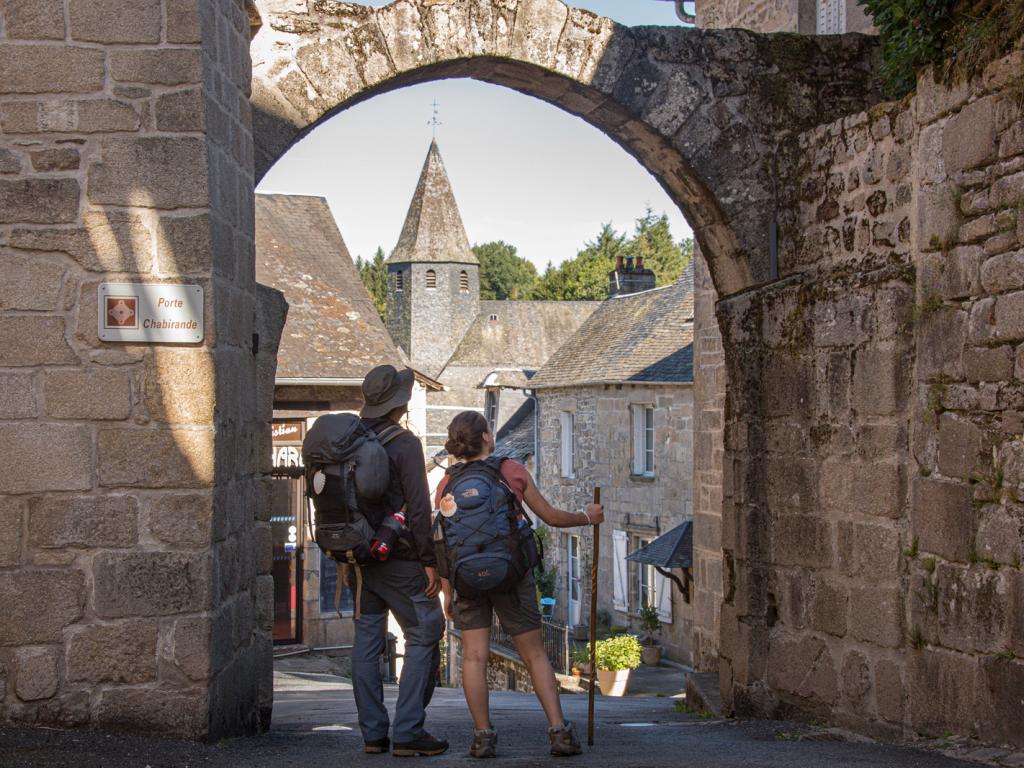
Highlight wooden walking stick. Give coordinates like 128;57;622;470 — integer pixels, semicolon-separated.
587;486;600;747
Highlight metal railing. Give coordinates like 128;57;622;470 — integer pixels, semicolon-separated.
489;616;571;675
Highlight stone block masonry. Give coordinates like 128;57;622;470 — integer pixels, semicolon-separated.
0;0;283;739
715;49;1024;746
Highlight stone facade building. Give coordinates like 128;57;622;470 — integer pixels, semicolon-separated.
384;139;599;459
530;268;697;664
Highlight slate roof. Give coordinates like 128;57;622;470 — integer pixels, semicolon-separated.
626;522;693;569
481;368;536;389
493;398;536;462
388;140;478;266
255;193;406;381
530;264;696;388
445;301;601;370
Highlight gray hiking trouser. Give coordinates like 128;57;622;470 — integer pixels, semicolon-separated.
350;559;444;744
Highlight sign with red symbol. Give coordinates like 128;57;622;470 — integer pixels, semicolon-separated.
98;283;204;343
105;296;138;328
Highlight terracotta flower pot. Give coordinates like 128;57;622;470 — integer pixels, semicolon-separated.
597;668;630;697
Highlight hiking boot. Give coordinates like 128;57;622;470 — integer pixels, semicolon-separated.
393;732;450;757
364;737;390;754
469;728;497;758
548;721;582;756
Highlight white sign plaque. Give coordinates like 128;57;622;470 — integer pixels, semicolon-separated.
98;283;204;344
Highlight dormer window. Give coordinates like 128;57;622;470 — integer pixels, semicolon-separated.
460;270;469;292
425;269;437;289
395;271;404;291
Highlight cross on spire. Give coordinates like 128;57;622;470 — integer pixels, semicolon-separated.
428;99;442;138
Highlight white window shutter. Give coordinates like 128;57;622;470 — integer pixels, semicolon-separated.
631;405;644;475
560;412;573;478
655;569;672;624
612;530;628;612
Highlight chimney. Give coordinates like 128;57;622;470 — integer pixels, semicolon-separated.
608;253;656;298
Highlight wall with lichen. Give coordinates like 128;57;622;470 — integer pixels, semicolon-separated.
715;51;1024;745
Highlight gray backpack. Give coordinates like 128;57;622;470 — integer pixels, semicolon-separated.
301;414;405;615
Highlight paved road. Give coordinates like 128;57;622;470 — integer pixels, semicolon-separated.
0;673;976;768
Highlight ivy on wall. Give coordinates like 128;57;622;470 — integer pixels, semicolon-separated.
858;0;1024;96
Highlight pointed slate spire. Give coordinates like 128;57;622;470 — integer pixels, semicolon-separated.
388;140;479;265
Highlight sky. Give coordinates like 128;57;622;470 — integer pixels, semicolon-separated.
257;1;695;271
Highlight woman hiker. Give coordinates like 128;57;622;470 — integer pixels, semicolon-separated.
434;410;604;759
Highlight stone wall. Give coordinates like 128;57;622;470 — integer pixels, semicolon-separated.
0;0;275;739
696;0;813;34
536;384;695;664
446;629;537;694
715;52;1024;745
695;0;873;34
691;250;726;672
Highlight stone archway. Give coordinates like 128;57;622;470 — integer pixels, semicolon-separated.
249;0;883;296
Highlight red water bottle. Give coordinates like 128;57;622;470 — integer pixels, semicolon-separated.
370;509;407;561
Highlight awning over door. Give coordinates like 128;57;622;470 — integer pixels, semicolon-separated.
625;521;693;569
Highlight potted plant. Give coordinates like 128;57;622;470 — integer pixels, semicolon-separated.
594;634;641;697
569;646;591;682
638;604;662;666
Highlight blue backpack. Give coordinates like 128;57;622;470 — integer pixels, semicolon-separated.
438;457;540;597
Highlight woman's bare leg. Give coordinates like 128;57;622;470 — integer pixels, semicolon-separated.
461;628;493;731
510;629;565;729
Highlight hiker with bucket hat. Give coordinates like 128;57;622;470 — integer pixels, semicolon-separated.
349;364;448;757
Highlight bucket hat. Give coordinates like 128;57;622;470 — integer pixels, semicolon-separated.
360;364;415;418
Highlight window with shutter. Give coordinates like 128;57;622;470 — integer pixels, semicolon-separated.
559;411;574;479
612;530;628;612
634;535;656;610
816;0;845;34
425;269;436;289
395;270;404;291
655;568;672;623
484;390;498;433
459;270;469;292
631;405;655;477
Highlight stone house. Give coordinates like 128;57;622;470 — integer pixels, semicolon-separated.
255;193;440;648
529;265;697;664
383;140;599;463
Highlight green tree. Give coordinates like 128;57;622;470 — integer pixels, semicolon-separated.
356;246;388;321
533;223;627;301
472;241;538;300
627;208;693;287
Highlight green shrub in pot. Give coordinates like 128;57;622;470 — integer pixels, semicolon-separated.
594;634;642;671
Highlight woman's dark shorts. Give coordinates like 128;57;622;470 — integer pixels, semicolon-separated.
452;571;542;637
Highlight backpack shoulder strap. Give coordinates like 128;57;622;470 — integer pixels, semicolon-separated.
375;424;408;447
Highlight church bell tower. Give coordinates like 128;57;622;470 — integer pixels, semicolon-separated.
386;140;480;378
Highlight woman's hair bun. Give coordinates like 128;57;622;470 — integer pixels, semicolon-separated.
445;411;488;459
